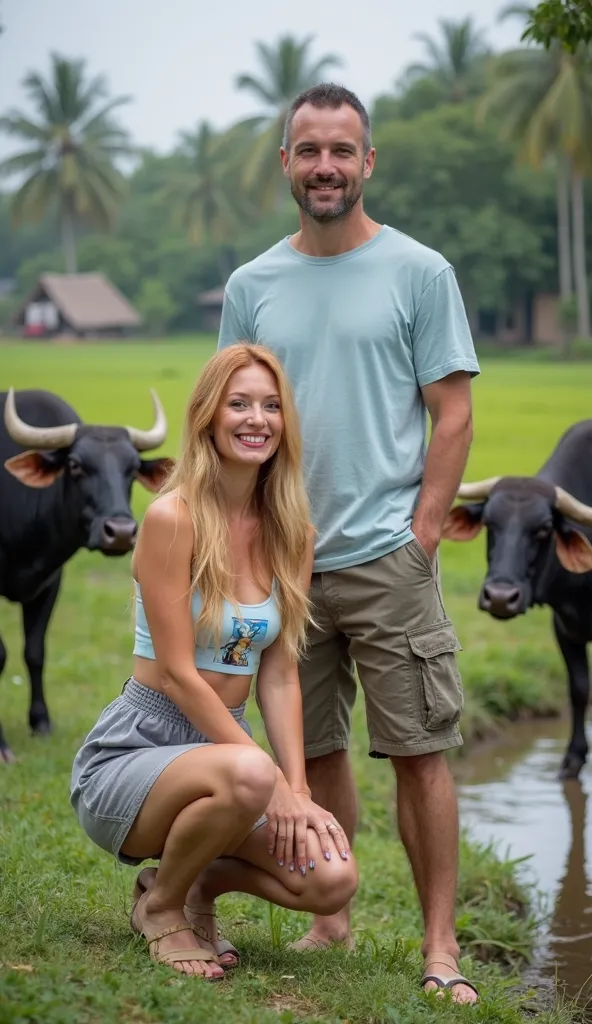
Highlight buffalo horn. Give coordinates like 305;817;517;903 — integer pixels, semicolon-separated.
456;477;501;501
125;389;167;452
4;387;77;449
554;487;592;526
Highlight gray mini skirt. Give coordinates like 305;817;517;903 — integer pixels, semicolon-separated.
70;676;265;866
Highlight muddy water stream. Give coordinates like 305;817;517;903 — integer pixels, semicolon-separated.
456;717;592;1002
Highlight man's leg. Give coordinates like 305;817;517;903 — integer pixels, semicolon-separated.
392;752;459;952
335;542;477;1001
290;749;358;948
290;572;358;950
392;751;477;1002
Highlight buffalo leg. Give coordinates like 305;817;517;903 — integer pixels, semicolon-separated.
21;573;62;736
0;631;15;763
554;615;590;780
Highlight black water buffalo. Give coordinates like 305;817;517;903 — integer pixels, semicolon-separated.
443;420;592;780
0;388;172;764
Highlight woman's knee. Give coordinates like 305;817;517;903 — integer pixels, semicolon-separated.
225;747;276;816
305;853;359;915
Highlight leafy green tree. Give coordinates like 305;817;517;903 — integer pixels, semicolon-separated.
398;18;491;104
235;34;343;209
522;0;592;53
135;277;177;335
365;103;555;328
164;121;253;281
0;54;133;273
479;11;592;337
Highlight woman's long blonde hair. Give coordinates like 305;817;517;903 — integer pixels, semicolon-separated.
161;342;314;660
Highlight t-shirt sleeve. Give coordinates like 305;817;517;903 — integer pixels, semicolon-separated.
411;266;480;387
217;288;251;350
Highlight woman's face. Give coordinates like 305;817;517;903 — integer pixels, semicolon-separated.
211;363;284;467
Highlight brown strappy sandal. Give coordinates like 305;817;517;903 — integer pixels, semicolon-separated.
130;881;224;980
184;902;240;970
421;952;479;1002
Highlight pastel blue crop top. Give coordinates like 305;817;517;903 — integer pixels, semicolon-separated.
132;580;282;675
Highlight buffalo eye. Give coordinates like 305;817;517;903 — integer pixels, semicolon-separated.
68;457;84;478
535;525;552;540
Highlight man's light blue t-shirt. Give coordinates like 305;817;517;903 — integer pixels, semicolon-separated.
217;225;480;573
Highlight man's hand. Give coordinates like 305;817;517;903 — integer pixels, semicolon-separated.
411;526;440;564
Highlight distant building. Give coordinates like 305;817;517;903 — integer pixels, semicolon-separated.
14;272;141;339
477;293;564;347
196;286;225;333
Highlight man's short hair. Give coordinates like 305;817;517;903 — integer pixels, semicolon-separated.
282;83;372;155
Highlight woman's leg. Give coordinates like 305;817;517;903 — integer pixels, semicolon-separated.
121;743;276;977
186;825;359;923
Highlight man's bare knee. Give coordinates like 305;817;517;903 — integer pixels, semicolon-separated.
305;749;349;777
391;750;450;783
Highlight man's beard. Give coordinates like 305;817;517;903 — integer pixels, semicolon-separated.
290;177;364;222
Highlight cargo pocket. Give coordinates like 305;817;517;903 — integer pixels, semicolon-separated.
406;619;464;731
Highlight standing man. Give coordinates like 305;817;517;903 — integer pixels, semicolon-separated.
217;83;480;1004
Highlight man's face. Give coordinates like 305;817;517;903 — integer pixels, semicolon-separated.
281;103;375;223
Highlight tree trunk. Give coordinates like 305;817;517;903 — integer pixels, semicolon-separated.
61;205;77;274
571;171;591;340
557;154;573;299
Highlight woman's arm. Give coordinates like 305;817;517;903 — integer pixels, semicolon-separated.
134;495;258;747
255;526;315;792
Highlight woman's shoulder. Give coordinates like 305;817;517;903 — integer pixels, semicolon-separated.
139;490;193;550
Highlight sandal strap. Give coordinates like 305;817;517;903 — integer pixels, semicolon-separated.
145;921;196;944
153;946;221;965
422;973;479;997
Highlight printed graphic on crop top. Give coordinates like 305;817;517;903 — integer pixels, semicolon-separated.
215;618;268;669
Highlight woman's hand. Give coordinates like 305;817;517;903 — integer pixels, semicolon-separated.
266;774;350;874
265;773;309;873
294;794;351;863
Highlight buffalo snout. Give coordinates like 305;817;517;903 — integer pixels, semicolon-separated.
97;517;138;554
479;582;524;619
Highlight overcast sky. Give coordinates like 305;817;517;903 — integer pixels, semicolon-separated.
0;0;523;158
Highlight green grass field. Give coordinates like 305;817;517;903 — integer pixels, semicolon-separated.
1;339;591;1024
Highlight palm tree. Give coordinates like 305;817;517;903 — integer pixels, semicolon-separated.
235;34;344;209
0;54;132;273
479;8;592;339
165;120;255;282
400;18;491;103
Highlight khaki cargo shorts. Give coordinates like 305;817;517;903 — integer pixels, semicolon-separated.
300;539;464;759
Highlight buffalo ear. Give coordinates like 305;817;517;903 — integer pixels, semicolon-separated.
135;456;175;493
555;527;592;574
4;451;64;488
442;503;484;542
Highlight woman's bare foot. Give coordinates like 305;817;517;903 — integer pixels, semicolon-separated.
131;890;224;979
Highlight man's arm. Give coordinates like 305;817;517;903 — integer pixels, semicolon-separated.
412;371;473;561
217;287;251;350
410;265;479;560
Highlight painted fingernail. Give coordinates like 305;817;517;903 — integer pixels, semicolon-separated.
300;866;306;877
324;852;331;861
289;862;295;872
309;859;315;870
278;859;283;867
341;851;348;860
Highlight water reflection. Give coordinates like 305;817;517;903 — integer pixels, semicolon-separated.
455;718;592;1000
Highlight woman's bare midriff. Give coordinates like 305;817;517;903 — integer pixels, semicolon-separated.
132;655;253;709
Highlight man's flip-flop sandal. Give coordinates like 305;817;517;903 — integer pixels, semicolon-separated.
421;954;479;1002
184;903;240;970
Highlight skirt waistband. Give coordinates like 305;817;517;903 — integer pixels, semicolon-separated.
121;677;247;727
